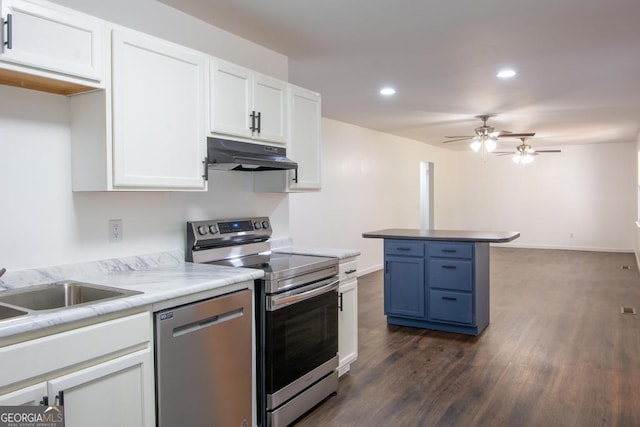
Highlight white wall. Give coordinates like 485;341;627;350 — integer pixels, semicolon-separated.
0;85;289;270
636;133;640;268
438;142;636;252
2;1;636;274
289;120;636;275
289;119;454;275
0;0;291;271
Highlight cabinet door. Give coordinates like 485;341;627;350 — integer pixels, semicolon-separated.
47;349;154;427
0;0;102;80
288;85;321;189
338;278;358;376
210;59;252;139
384;255;426;318
112;29;206;189
0;382;47;405
253;73;287;144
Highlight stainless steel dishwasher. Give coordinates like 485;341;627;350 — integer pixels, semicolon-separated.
155;289;253;427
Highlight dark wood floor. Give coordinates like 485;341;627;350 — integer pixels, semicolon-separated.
295;247;640;427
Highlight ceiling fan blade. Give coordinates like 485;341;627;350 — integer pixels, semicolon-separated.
497;132;536;138
441;138;472;143
535;150;562;153
494;153;513;156
444;135;474;138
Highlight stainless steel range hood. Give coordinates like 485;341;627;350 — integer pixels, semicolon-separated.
207;137;298;172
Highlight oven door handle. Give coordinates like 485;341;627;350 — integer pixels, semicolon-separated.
268;278;339;311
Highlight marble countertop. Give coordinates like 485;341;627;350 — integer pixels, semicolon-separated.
273;245;360;260
0;250;263;339
362;229;520;243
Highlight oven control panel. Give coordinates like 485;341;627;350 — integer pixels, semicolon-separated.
186;217;272;254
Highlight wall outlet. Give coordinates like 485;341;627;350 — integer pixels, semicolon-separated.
109;219;123;242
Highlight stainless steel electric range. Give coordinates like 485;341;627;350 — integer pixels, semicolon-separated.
187;217;339;427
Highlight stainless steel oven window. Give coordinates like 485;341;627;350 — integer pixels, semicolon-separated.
265;289;338;393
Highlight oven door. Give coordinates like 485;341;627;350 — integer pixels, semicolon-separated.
265;278;339;399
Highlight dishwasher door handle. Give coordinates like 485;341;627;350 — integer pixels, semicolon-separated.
172;307;244;338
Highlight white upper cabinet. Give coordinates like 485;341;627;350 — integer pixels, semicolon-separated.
0;0;103;82
288;85;321;190
210;59;287;144
252;73;287;143
111;29;207;189
210;60;252;139
254;84;321;192
70;28;207;191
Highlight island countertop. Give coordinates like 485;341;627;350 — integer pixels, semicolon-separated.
362;229;520;243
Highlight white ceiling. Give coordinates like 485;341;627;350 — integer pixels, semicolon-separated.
160;0;640;150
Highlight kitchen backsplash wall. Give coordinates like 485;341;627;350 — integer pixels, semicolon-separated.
0;85;288;270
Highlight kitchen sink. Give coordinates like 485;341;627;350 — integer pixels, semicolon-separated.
0;304;28;321
0;281;141;311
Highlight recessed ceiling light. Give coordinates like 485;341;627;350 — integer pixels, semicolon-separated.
497;69;516;79
379;87;396;96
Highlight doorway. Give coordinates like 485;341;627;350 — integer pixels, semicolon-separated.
420;161;434;229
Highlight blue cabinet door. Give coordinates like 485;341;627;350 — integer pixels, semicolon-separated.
384;255;426;318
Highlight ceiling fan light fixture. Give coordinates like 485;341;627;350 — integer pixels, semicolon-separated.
497;69;516;79
485;138;497;152
513;153;534;164
522;154;534;164
470;140;482;152
379;87;396;96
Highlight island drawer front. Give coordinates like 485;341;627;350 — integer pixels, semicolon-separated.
385;240;424;257
428;259;473;291
429;290;473;325
429;242;472;259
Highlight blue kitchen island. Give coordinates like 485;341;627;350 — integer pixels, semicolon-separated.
362;229;520;335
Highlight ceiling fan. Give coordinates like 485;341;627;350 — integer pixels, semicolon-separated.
494;137;562;164
442;114;535;159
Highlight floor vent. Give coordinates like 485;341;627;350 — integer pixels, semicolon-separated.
621;266;631;270
621;306;636;315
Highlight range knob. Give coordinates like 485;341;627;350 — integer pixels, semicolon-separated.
262;220;269;229
254;221;262;230
197;225;208;236
208;225;218;234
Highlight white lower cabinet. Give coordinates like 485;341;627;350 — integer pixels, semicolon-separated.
338;257;358;376
0;312;154;427
48;349;153;427
0;382;48;406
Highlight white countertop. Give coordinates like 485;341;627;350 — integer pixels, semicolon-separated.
0;250;263;339
274;245;361;260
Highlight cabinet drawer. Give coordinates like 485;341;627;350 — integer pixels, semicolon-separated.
429;242;472;259
339;259;358;281
429;290;473;325
385;240;424;257
428;259;472;291
0;312;151;389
